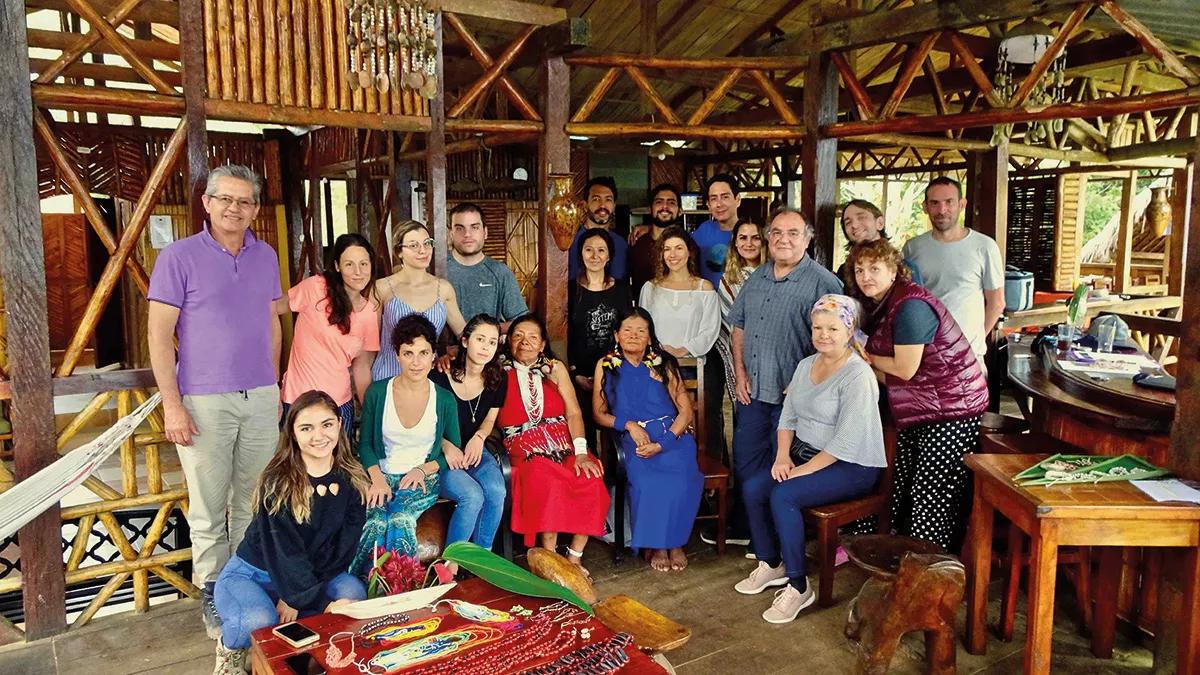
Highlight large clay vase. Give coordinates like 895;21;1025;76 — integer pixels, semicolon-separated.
546;174;586;251
1147;186;1171;238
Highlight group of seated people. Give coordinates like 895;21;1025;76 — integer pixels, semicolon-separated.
183;169;990;675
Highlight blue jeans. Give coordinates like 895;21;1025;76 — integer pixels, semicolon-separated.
440;453;506;549
732;399;782;478
282;399;356;440
743;461;881;584
214;554;365;649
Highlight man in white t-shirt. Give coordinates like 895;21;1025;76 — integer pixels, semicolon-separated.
902;177;1005;360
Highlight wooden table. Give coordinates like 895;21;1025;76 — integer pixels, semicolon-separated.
964;453;1200;675
1003;294;1181;330
1007;336;1173;462
248;578;667;674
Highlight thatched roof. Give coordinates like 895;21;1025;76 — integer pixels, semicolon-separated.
1079;180;1169;263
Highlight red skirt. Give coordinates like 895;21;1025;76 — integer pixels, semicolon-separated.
505;422;610;547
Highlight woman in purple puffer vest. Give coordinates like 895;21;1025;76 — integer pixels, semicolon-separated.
846;238;988;550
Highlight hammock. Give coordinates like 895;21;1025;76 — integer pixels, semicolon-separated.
0;392;162;541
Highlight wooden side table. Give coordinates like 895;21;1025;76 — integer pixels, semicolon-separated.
964;453;1200;675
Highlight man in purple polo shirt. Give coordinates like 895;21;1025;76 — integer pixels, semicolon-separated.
147;164;282;640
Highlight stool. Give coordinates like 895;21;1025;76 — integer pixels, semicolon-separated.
844;535;963;675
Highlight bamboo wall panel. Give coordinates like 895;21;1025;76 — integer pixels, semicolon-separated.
203;0;429;120
504;200;538;306
42;214;91;352
1055;174;1086;292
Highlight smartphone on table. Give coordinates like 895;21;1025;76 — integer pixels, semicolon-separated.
272;621;320;648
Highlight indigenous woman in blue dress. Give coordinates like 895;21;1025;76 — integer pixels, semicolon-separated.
593;307;703;572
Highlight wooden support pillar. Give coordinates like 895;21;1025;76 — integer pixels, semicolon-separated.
1167;165;1191;296
1155;133;1200;675
1114;171;1137;292
179;0;209;231
270;129;306;280
801;52;838;268
538;55;570;351
968;141;1009;262
1;0;66;638
426;17;448;276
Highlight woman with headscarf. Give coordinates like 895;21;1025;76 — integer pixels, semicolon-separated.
733;294;887;624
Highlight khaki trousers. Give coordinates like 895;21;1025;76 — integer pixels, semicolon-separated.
177;384;279;585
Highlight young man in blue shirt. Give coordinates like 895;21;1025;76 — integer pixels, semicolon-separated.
691;173;742;287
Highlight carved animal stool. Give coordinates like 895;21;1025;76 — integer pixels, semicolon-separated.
844;550;965;675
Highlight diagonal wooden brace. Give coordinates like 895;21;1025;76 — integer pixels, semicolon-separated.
36;0;147;84
831;52;877;121
1099;0;1200;87
64;0;176;94
57;118;188;376
444;13;541;122
32;110;151;296
880;32;939;119
447;22;540;119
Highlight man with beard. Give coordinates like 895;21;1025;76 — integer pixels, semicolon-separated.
628;183;682;297
690;173;742;287
446;201;528;326
901;177;1004;363
568;176;628;282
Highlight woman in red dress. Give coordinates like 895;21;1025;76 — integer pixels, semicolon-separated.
498;314;609;576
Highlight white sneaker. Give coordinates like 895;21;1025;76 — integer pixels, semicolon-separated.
733;561;788;595
762;583;816;624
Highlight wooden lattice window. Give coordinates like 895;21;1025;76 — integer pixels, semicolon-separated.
1007;177;1058;289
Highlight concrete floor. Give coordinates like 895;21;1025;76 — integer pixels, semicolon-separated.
0;538;1158;675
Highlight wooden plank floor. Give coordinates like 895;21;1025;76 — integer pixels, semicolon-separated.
0;537;1156;675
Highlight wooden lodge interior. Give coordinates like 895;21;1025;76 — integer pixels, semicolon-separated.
2;0;1200;673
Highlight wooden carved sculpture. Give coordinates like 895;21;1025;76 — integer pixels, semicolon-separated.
845;552;966;675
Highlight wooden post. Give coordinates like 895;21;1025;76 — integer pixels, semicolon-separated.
1114;171;1137;292
426;17;447;276
180;0;210;231
538;55;570;351
1168;166;1191;296
0;0;66;638
968;141;1009;263
1156;130;1200;675
801;52;838;268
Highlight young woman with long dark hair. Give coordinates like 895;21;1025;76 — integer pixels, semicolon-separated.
637;226;720;360
213;390;370;673
428;314;508;555
277;233;380;436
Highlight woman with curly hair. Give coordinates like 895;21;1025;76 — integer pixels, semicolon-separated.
352;314;461;574
637;226;720;360
497;314;609;577
593;308;703;572
212;390;370;673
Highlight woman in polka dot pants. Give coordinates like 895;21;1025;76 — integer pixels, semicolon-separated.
846;239;989;551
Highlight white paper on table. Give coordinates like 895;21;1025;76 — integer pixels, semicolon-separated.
331;583;457;619
1132;479;1200;504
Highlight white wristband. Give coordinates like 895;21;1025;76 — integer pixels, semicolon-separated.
573;438;588;456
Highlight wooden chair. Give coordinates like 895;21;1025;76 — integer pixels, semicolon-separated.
802;422;897;608
601;355;731;563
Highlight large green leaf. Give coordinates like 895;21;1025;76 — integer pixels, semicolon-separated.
438;542;593;615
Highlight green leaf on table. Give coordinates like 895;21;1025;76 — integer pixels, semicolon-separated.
438;541;594;614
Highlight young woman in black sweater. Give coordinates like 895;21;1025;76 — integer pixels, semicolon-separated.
213;390;370;674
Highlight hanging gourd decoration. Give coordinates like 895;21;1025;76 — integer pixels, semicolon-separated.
546;174;586;251
347;0;437;100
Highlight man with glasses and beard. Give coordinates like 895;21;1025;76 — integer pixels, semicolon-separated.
628;183;682;297
568;176;628;282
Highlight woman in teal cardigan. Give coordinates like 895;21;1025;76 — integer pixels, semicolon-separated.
351;314;461;575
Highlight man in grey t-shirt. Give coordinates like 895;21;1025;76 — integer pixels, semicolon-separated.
446;202;529;327
902;177;1004;359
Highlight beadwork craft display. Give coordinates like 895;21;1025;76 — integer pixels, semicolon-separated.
346;0;438;98
362;617;441;645
367;625;504;671
434;598;521;630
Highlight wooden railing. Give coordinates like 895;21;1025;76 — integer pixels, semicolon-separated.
1100;310;1182;370
0;387;196;628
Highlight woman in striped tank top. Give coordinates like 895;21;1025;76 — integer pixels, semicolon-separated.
371;221;466;381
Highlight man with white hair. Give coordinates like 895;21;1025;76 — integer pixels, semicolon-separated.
148;164;282;641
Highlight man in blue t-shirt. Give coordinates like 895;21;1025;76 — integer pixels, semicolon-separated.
691;173;742;287
568;176;628;281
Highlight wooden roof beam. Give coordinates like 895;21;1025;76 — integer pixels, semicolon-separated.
775;0;1093;56
436;0;567;26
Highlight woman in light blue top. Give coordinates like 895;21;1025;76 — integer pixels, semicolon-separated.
371;221;467;380
734;294;886;625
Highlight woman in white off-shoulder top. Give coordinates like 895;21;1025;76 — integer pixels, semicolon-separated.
637;226;720;359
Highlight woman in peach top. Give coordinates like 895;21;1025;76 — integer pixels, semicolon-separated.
277;233;381;438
